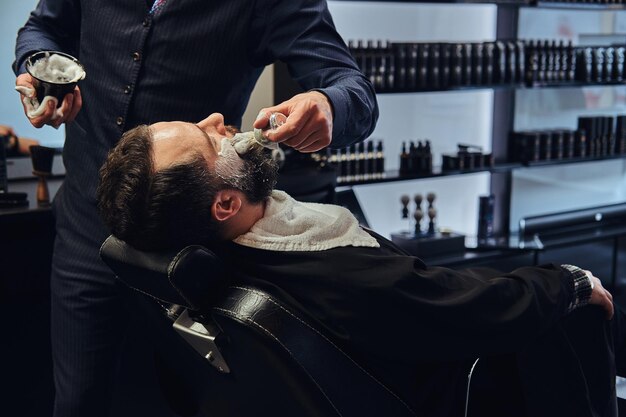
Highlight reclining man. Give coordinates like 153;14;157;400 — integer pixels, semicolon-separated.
97;113;622;417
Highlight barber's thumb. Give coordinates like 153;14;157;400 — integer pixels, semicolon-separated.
253;106;287;129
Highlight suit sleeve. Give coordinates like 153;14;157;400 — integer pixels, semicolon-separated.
340;243;577;360
14;0;81;75
250;0;379;148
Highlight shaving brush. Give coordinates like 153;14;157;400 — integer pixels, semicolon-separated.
30;145;55;206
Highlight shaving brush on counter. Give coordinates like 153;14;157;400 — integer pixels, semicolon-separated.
29;145;55;206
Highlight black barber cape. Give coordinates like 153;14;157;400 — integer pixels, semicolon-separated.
211;231;613;417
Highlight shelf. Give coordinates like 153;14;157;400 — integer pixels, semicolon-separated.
375;81;626;95
334;0;626;11
531;1;626;10
337;154;626;187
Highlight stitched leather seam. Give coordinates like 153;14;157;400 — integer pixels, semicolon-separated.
225;286;416;415
213;306;343;417
167;246;205;308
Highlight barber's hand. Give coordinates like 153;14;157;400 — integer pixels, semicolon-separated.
16;73;83;128
0;125;16;139
586;270;614;320
254;91;333;153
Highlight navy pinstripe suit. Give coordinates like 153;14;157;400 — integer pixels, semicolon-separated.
14;1;378;415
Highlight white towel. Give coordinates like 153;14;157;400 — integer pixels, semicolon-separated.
234;190;379;252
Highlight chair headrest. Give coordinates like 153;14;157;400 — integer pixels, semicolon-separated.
99;235;227;311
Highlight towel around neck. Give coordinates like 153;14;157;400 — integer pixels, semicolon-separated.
233;190;380;252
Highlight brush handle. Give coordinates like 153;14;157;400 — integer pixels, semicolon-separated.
35;174;50;206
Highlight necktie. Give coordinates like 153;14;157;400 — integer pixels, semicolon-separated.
150;0;167;15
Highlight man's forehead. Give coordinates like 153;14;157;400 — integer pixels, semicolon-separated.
150;121;197;142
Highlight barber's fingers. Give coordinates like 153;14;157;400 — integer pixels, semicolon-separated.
52;93;74;128
66;87;83;123
255;91;333;148
16;73;53;128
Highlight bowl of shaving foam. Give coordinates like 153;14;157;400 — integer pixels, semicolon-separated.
26;51;86;107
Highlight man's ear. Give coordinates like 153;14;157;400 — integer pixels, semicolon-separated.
212;190;243;222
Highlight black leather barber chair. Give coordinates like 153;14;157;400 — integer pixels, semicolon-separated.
100;236;416;417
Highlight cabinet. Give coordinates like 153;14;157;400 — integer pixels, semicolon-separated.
275;1;626;241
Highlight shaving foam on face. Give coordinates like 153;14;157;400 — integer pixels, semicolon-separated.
231;132;256;155
215;137;246;185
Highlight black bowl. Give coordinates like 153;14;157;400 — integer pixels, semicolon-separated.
26;51;85;108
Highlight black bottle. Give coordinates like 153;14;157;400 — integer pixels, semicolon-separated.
516;40;526;83
463;43;473;85
408;141;416;173
351;143;361;182
376;40;387;91
613;46;626;82
558;40;568;82
618;116;626;154
576;129;588;158
418;44;430;89
494;41;506;84
385;41;395;91
526;40;539;84
415;141;425;173
594;47;605;83
452;43;464;86
568;41;577;82
366;141;375;178
407;43;418;91
429;44;441;89
506;41;517;83
337;148;346;183
605;47;615;83
537;40;547;82
423;140;433;173
394;43;407;91
376;141;385;179
472;43;484;85
440;43;451;88
546;40;555;82
359;142;367;180
483;42;495;85
477;195;495;239
552;40;561;82
579;47;594;83
606;116;616;155
366;40;376;87
563;130;575;159
400;142;410;175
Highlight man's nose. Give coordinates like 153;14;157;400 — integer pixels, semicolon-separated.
197;113;226;136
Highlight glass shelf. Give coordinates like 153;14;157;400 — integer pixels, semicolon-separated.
375;81;626;95
337;154;626;187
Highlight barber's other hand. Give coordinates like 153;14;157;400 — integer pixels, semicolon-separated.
254;91;333;153
16;73;83;129
0;125;16;139
586;270;614;320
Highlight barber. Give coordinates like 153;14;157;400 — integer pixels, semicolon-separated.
13;1;378;416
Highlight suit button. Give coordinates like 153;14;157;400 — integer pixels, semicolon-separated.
132;52;141;62
143;18;151;27
124;85;132;94
116;117;124;126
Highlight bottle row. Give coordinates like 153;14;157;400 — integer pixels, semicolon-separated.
314;140;386;183
348;39;625;92
510;115;626;164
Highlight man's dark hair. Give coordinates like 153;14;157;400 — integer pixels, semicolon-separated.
97;125;277;251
